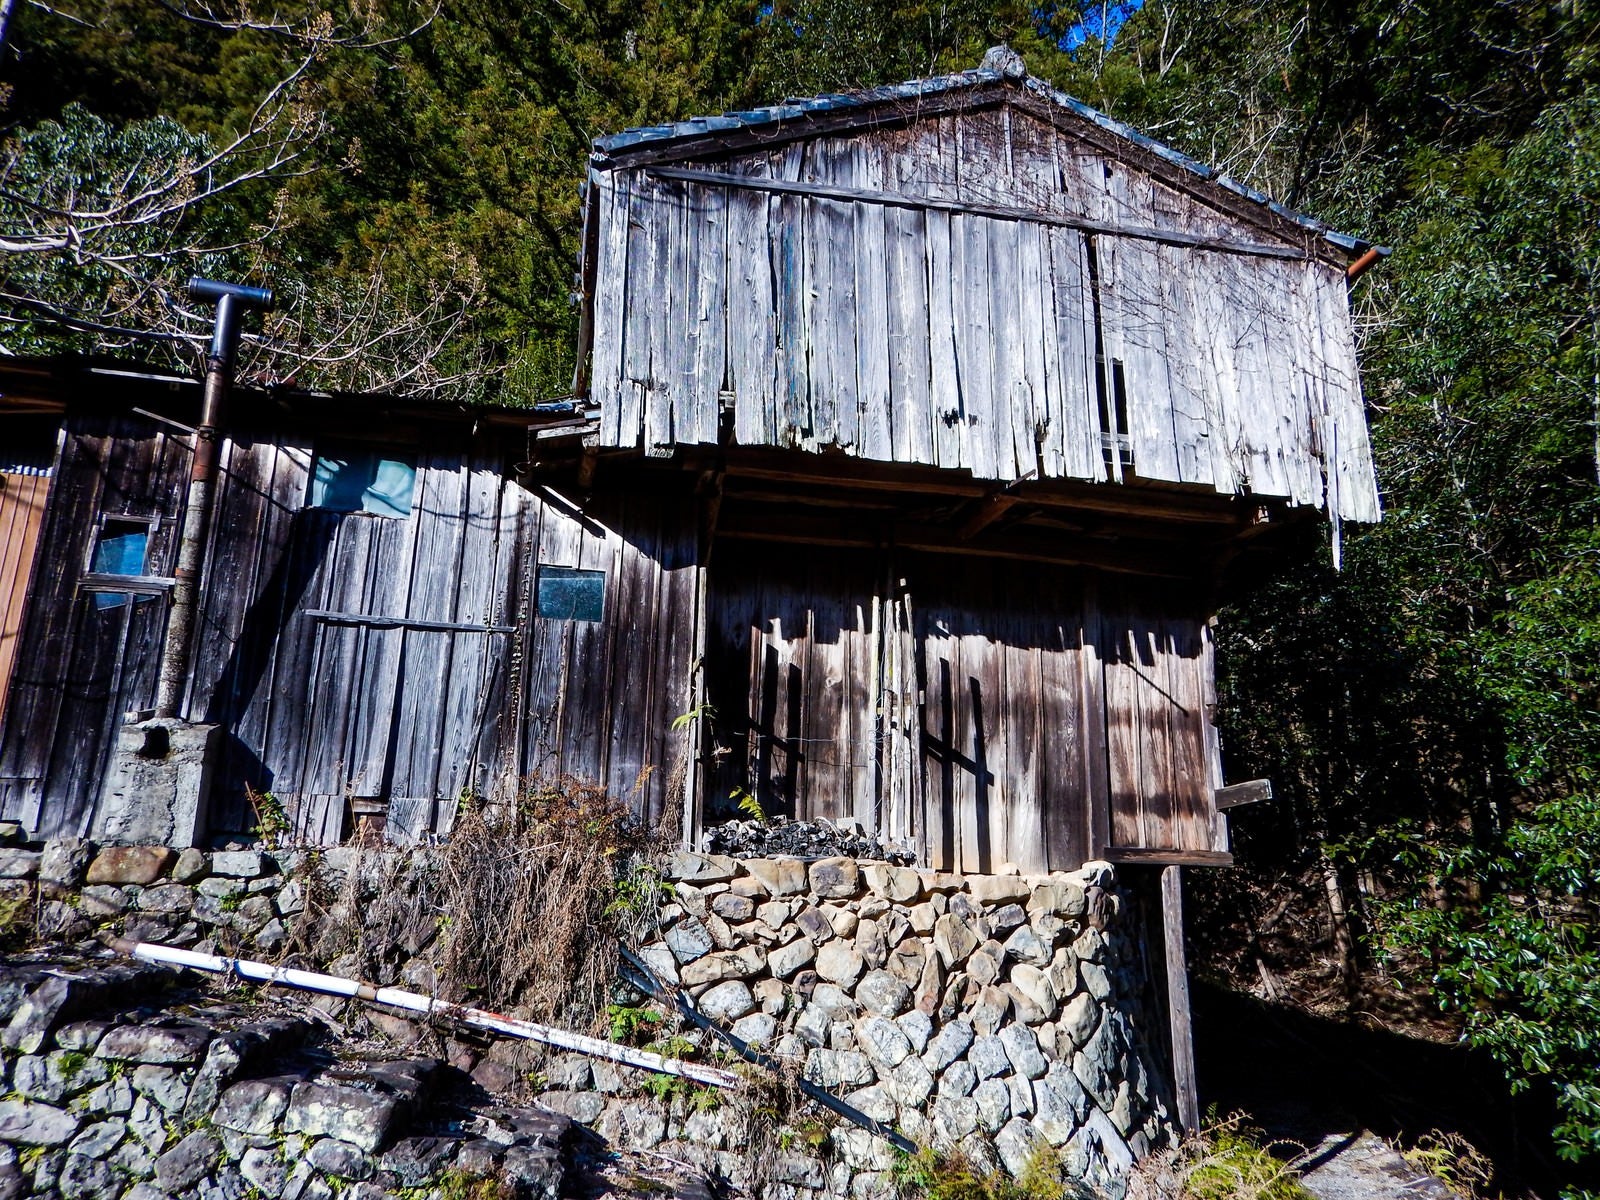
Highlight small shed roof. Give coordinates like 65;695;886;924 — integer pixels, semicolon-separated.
593;46;1381;261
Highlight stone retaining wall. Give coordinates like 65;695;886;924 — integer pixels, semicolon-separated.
0;830;1177;1198
599;851;1174;1195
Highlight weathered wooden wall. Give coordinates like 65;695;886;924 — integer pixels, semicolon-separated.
586;104;1379;523
0;467;55;730
0;412;191;836
0;411;698;841
703;541;1224;872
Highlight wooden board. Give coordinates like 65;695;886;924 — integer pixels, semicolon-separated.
583;105;1380;525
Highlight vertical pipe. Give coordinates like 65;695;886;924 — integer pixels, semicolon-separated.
154;284;270;719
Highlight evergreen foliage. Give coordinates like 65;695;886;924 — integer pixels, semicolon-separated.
3;0;1599;1184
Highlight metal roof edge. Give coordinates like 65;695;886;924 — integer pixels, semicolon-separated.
594;51;1375;257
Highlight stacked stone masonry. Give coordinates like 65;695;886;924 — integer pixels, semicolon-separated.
608;851;1175;1197
0;826;1176;1199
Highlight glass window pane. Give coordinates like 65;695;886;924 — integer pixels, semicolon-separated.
311;451;415;517
537;567;605;622
91;522;148;576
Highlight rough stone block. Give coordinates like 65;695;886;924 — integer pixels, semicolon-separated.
0;1099;78;1146
0;849;39;879
807;857;861;899
154;1129;221;1192
852;1015;911;1068
210;850;265;879
767;938;815;979
710;893;754;923
968;875;1031;906
994;1116;1049;1177
814;942;864;988
922;1018;974;1072
742;857;807;897
855;969;910;1017
998;1024;1048;1080
308;1136;374;1180
98;1023;212;1065
933;914;979;969
665;851;738;883
284;1082;399;1153
679;947;764;988
86;846;176;886
697;981;756;1021
663;917;713;964
213;1078;293;1137
840;1084;896;1123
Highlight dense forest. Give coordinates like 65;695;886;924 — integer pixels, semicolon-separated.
3;0;1597;1192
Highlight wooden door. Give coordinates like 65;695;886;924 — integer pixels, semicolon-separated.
909;559;1103;873
703;544;881;827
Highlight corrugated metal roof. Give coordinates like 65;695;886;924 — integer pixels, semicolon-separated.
593;46;1379;257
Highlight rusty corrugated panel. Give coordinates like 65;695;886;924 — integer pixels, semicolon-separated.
0;471;53;728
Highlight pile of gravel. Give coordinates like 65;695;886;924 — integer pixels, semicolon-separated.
701;816;916;864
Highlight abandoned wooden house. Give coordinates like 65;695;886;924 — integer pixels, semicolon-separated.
0;48;1381;871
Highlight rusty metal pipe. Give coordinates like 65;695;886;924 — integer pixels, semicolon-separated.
153;280;272;719
1346;246;1383;282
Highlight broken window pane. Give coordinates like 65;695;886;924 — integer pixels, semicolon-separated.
91;520;148;576
537;567;604;622
310;451;415;517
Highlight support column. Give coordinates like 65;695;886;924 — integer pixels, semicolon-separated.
1162;863;1200;1134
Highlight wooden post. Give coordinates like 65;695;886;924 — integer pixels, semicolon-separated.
1162;864;1200;1135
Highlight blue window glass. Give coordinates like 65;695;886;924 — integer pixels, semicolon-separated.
90;519;152;610
537;567;605;622
92;523;147;577
310;451;415;517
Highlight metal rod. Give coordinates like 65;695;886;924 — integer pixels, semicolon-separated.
107;938;741;1089
153;278;273;720
619;945;918;1154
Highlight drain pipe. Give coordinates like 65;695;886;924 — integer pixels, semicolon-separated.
153;278;273;720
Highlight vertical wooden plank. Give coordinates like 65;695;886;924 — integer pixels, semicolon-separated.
389;452;469;803
925;208;963;470
1040;576;1088;869
592;169;631;442
987;213;1029;480
1309;260;1382;523
853;140;892;465
0;471;52;729
772;143;809;449
951;212;997;478
1045;226;1102;481
615;169;653;451
728;185;777;447
685;181;727;446
1162;865;1200;1135
885;204;934;467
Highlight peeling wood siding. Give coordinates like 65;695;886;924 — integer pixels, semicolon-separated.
702;543;1221;872
0;416;698;842
588;106;1380;524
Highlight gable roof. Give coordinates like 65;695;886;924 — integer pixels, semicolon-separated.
592;46;1381;261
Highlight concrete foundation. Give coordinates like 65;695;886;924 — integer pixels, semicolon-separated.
92;718;219;847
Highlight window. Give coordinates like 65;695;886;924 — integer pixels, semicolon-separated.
85;517;158;610
537;567;605;622
310;450;415;518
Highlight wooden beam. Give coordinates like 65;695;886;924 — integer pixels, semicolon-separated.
1162;865;1201;1135
303;609;516;635
712;451;1272;526
1215;779;1273;810
646;165;1313;262
714;510;1210;579
1102;847;1234;867
957;493;1025;540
